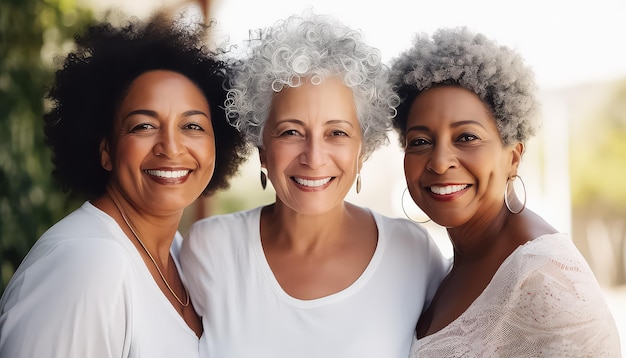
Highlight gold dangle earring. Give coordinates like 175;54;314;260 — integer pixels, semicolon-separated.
260;167;268;190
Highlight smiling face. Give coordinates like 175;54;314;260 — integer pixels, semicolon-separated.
403;86;522;228
260;77;363;216
100;70;215;216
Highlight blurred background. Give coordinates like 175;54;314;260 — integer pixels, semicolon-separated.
1;0;624;351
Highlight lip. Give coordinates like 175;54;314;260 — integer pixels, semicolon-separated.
291;176;334;192
144;168;191;185
425;183;471;201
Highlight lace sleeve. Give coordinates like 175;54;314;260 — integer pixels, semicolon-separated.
411;234;621;357
501;254;621;357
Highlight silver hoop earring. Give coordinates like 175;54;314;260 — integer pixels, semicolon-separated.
260;167;268;190
356;173;362;194
504;175;527;214
401;187;431;223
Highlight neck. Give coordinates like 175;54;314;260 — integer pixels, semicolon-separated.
261;200;354;253
447;204;513;261
93;186;182;264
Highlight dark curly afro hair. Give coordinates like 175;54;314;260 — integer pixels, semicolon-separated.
44;12;249;199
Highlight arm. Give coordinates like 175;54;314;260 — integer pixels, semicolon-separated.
0;238;132;358
502;257;621;357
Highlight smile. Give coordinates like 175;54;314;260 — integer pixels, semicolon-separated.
292;177;333;187
144;169;190;179
429;184;469;195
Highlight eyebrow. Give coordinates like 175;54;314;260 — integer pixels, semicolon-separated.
406;120;486;133
273;118;355;127
123;109;209;120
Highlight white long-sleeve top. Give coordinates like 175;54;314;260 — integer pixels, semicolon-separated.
0;202;200;358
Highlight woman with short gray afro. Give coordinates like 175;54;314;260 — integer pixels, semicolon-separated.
390;27;539;146
225;13;399;159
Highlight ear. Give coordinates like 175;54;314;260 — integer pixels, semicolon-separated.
357;152;365;173
100;138;113;172
509;142;524;176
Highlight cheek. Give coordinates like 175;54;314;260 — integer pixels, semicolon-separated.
403;155;425;179
114;141;145;168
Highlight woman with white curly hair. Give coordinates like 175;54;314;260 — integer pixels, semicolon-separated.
390;27;621;356
180;13;448;358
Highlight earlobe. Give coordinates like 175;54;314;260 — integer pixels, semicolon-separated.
100;139;113;171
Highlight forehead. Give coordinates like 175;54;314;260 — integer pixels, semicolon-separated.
408;86;495;128
269;77;358;123
111;70;211;133
121;70;208;106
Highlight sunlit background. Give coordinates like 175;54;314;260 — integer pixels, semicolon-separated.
2;0;625;352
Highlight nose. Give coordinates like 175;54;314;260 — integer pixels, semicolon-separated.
427;143;457;174
299;137;327;169
153;127;185;158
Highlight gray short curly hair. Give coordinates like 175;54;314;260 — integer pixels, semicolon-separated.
225;13;399;159
390;27;540;146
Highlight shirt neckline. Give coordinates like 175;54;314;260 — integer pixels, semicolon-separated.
249;205;387;308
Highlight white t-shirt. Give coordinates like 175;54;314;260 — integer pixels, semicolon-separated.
410;233;621;357
181;206;448;358
0;202;200;358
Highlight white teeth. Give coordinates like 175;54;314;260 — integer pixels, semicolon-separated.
145;170;189;179
430;184;468;195
293;177;332;187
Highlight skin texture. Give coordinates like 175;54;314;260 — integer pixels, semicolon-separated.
403;86;556;338
258;77;377;300
260;77;363;216
94;70;215;336
100;70;216;217
404;86;517;229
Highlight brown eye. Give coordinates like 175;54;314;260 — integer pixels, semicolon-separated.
280;129;301;136
330;130;348;136
408;137;430;147
130;123;156;132
184;123;205;131
458;133;479;142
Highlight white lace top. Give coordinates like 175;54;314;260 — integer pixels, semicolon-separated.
410;233;621;357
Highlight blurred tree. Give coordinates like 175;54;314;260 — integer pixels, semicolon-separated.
570;79;626;286
0;0;92;294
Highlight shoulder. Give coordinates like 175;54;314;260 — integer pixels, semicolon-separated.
510;233;593;281
181;206;262;265
369;209;448;268
371;211;441;255
6;234;134;304
4;204;136;305
496;234;621;355
506;233;613;323
0;210;135;352
187;206;261;237
371;210;430;238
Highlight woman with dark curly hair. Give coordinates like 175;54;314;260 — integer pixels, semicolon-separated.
180;13;448;358
0;12;248;357
390;27;620;356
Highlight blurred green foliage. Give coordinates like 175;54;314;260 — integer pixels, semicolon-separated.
570;79;626;210
570;79;626;286
0;0;92;294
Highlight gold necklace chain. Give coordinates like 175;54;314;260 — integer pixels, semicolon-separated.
109;192;190;307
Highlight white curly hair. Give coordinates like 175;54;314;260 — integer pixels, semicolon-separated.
390;27;540;146
224;13;400;159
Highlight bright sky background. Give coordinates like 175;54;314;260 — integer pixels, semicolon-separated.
208;0;626;90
